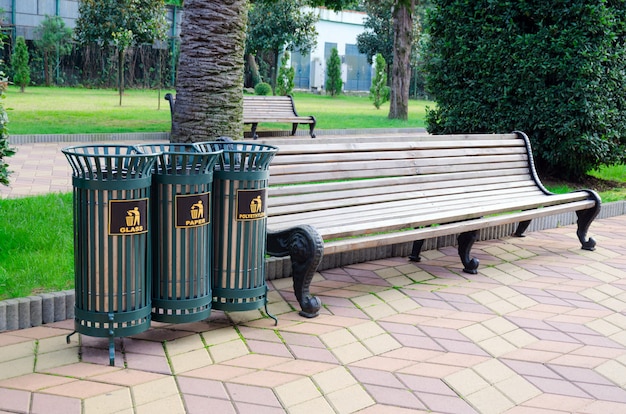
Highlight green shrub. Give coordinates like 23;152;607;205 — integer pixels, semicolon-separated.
325;47;342;97
254;81;272;95
12;36;31;93
370;53;390;109
0;29;13;186
423;0;626;180
276;51;295;96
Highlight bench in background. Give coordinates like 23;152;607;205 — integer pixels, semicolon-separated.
265;132;601;318
244;95;316;139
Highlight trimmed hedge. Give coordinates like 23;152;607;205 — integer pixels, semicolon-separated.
423;1;626;180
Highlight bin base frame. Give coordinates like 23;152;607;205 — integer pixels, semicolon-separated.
66;305;152;366
267;224;324;318
213;285;278;325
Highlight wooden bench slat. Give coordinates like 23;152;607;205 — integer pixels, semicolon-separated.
268;181;538;210
299;196;595;240
272;138;524;155
267;188;561;230
269;160;532;184
269;182;545;217
270;154;529;176
271;146;528;165
269;169;534;196
321;200;596;255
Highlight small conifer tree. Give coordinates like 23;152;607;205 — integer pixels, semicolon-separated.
0;27;13;186
12;36;31;92
276;51;295;96
370;53;390;109
325;47;342;97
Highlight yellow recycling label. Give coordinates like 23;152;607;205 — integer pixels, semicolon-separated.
236;188;267;221
108;198;149;236
175;192;210;228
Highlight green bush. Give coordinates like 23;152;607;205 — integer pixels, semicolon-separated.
276;51;295;96
0;28;13;187
12;36;30;93
325;47;342;97
254;81;272;96
370;53;390;109
423;0;626;180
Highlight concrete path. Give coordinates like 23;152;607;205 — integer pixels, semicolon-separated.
1;139;626;413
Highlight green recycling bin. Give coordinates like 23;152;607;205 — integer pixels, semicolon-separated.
196;141;278;321
137;144;222;324
62;145;158;366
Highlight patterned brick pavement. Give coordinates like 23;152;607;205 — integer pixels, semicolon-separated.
1;214;625;413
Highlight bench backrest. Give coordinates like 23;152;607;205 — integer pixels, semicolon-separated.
266;133;544;217
244;96;298;118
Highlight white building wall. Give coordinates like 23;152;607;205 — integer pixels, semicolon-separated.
0;0;80;39
307;8;369;91
0;0;176;41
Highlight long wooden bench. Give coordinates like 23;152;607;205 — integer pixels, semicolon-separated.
264;131;601;318
244;95;316;139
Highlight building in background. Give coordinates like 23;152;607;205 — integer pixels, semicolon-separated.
0;1;372;92
293;8;371;92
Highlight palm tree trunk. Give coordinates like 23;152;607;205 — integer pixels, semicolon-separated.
171;0;248;142
389;0;414;120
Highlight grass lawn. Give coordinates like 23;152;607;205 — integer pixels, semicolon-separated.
6;86;176;134
5;86;428;135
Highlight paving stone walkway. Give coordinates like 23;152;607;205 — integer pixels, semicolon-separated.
1;214;625;413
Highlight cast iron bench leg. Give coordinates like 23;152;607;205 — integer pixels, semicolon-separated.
267;225;324;318
251;123;259;140
408;239;425;262
576;190;601;251
514;220;532;237
309;117;317;138
458;230;479;274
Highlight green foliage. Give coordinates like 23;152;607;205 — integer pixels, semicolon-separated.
34;15;73;86
370;53;390;109
75;0;167;104
307;0;360;11
357;0;394;65
254;82;273;95
0;24;12;187
12;37;30;92
75;0;167;46
276;52;295;96
325;47;342;97
247;0;318;89
0;82;12;186
423;0;626;180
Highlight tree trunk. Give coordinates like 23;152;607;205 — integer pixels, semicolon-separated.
44;52;50;87
171;0;248;142
388;0;414;120
118;48;125;106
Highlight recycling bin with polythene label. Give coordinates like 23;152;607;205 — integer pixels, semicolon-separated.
137;143;222;324
196;141;278;322
62;144;158;366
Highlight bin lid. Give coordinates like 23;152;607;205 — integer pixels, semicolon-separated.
195;141;278;172
61;144;158;180
135;143;222;176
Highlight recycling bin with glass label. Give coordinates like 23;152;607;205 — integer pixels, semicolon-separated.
62;145;158;366
137;144;222;324
196;141;278;322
